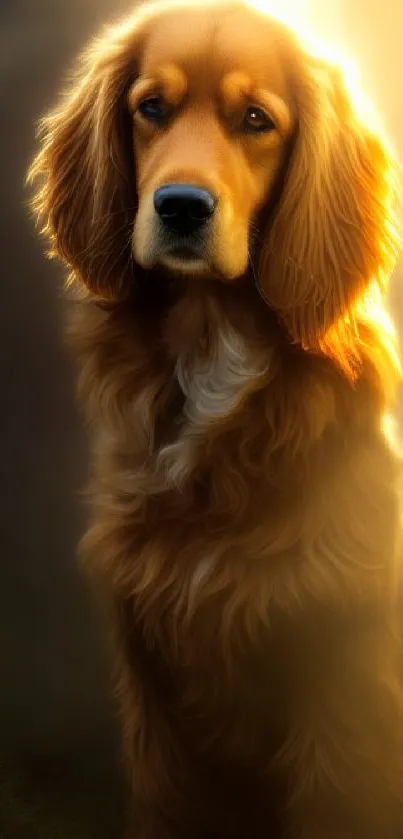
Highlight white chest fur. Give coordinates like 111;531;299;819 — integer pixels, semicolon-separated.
156;322;267;488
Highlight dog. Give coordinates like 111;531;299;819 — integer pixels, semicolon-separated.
29;0;403;836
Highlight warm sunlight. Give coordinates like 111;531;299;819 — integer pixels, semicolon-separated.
247;0;393;144
247;0;342;36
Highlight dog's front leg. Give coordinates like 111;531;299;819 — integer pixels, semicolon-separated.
120;672;206;839
281;615;403;839
114;605;206;839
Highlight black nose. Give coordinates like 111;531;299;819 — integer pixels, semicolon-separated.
153;184;217;235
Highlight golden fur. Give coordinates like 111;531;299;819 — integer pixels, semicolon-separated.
29;1;403;836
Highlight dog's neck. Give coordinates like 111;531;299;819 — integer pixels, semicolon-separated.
153;282;278;487
85;277;341;498
161;278;278;363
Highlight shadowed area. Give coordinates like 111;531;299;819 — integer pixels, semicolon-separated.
0;0;402;836
0;0;131;835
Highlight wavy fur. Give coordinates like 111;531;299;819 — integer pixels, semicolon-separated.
28;1;403;837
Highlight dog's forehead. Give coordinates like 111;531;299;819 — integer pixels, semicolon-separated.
139;5;291;97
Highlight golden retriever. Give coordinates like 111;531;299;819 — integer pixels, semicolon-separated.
29;0;403;836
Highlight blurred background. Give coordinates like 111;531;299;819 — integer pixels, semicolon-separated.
0;1;402;837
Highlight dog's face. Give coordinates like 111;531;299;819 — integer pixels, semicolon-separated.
29;0;400;368
129;5;293;281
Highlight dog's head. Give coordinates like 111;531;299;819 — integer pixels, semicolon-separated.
29;0;400;359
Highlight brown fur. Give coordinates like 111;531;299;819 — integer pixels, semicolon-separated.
28;1;403;836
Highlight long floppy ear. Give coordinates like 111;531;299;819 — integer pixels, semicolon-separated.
27;14;147;299
259;41;401;369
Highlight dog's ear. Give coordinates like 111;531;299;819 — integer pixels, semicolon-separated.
259;45;401;372
28;16;145;300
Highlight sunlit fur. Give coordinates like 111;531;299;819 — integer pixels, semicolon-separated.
28;0;403;836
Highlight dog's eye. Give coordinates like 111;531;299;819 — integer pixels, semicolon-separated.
242;106;275;134
138;96;168;124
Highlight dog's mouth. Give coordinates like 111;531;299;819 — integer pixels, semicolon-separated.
134;208;247;282
157;238;212;276
167;244;203;261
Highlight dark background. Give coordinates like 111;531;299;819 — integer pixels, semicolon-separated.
0;1;402;837
0;2;131;836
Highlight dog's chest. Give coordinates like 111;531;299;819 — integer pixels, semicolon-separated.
155;322;267;488
122;322;276;632
140;596;291;762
